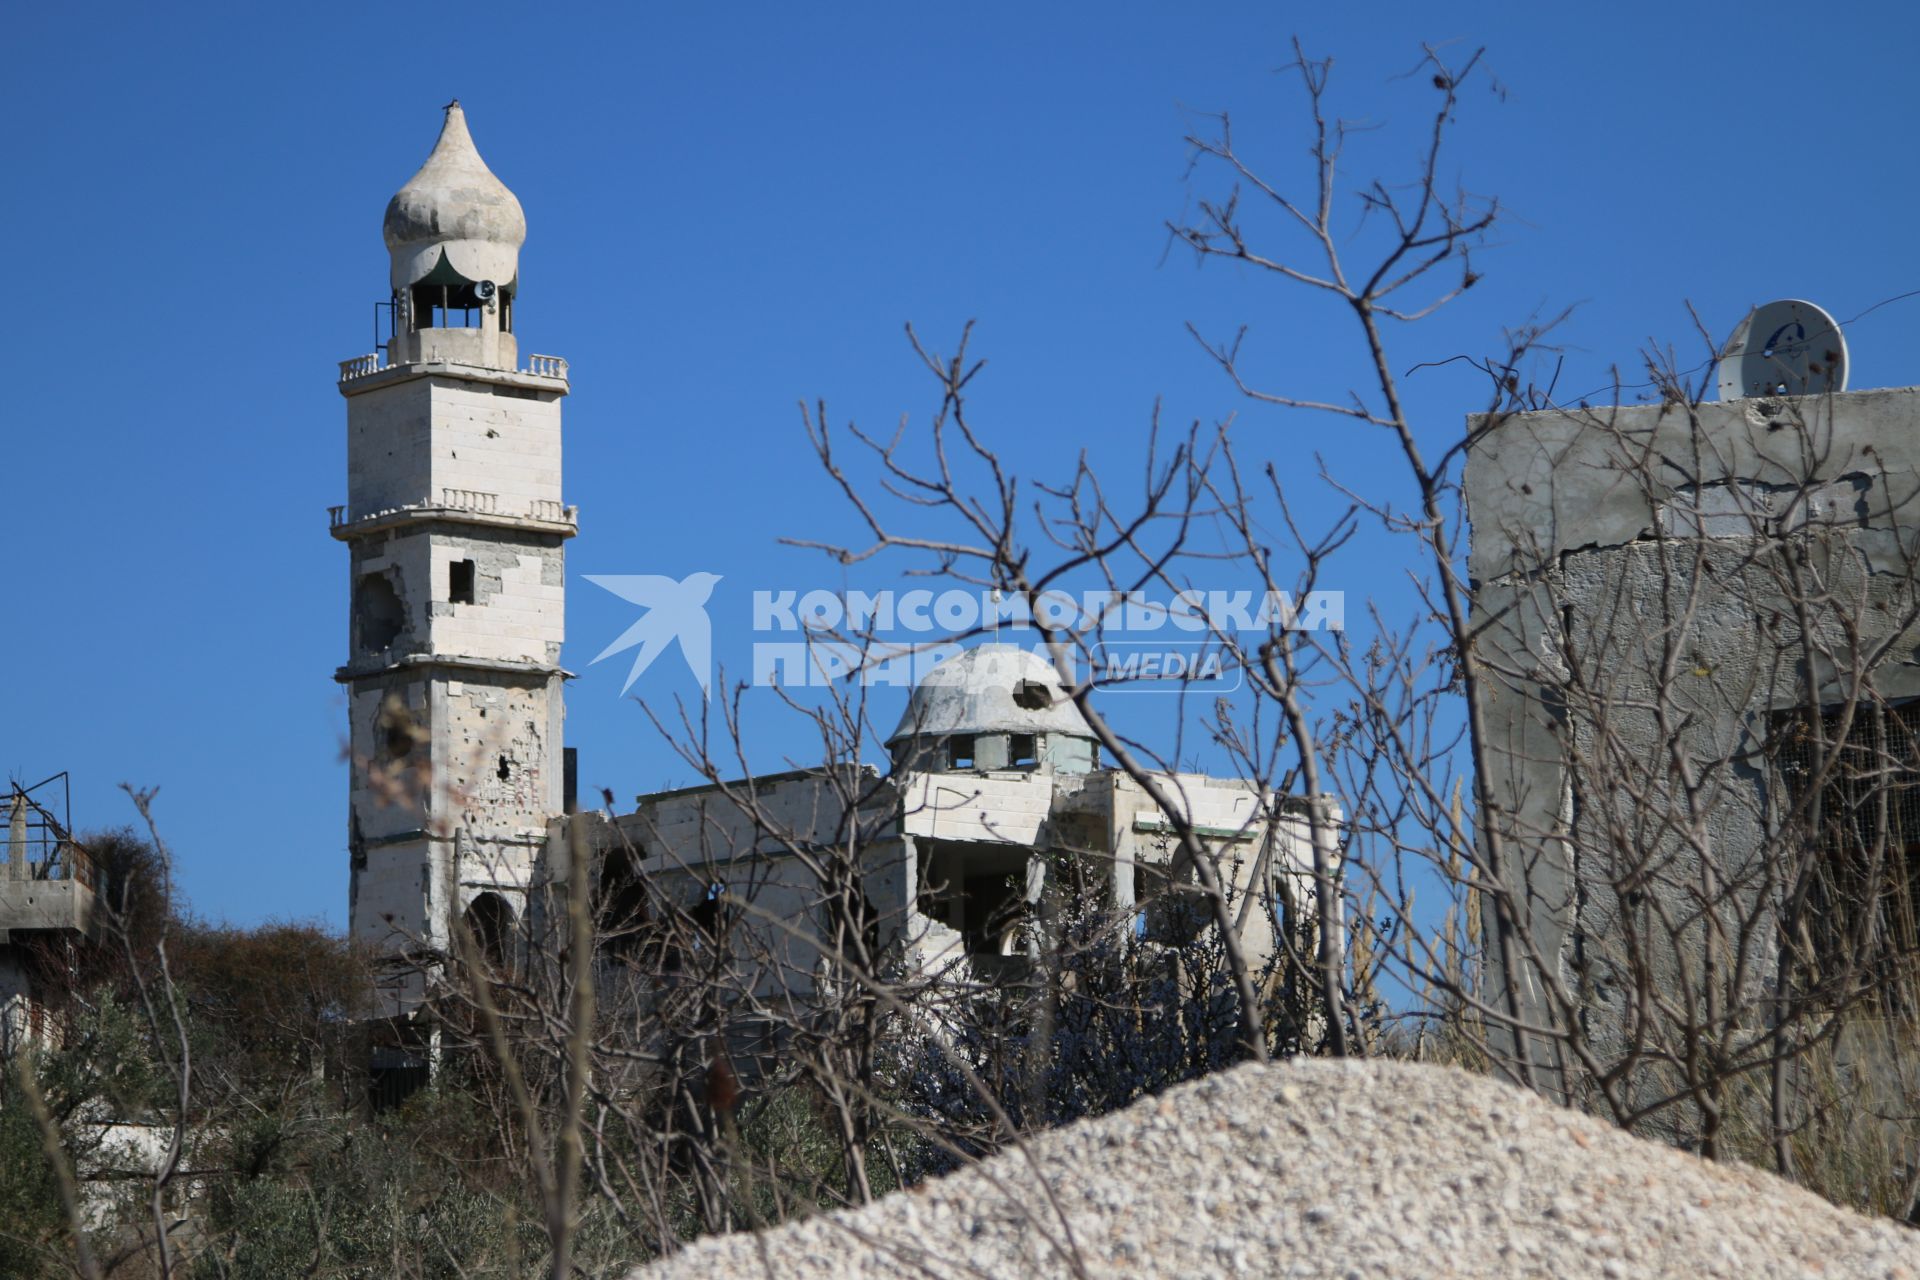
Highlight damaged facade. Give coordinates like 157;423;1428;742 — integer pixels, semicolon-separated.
0;777;96;1054
1467;385;1920;1064
334;100;572;1016
560;645;1329;1022
335;107;1332;1057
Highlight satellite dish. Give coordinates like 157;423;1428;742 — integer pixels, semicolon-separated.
1716;298;1848;400
473;279;498;303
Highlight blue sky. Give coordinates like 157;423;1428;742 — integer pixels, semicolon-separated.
6;2;1918;926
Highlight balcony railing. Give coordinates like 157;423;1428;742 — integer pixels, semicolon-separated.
338;351;568;381
339;353;384;381
442;488;500;515
330;496;577;530
6;789;95;889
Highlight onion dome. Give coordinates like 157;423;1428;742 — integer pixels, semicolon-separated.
382;100;525;292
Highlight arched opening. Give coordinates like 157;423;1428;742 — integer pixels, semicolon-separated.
463;892;514;973
407;278;515;332
595;847;650;960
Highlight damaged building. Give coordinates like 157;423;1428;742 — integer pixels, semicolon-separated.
1467;314;1920;1075
333;104;1333;1066
0;776;96;1054
333;100;573;1023
561;644;1328;1016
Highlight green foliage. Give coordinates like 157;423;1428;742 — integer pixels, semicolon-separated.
0;1063;70;1279
170;918;372;1103
0;994;164;1278
732;1080;925;1215
190;1086;535;1280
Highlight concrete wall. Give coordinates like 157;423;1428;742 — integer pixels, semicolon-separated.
560;761;1322;1010
0;880;94;938
1465;386;1920;1064
424;528;566;666
340;360;569;968
349;833;447;952
572;768;892;1003
344;370;563;523
346;668;561;955
0;949;28;1055
897;768;1057;848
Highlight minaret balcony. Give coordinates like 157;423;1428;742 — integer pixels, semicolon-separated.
2;832;97;943
336;350;570;391
329;491;578;539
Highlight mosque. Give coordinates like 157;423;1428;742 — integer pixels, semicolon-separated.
0;102;1333;1072
333;103;1330;1055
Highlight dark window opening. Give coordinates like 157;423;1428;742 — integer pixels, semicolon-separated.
596;847;650;960
1776;700;1920;1012
1010;733;1037;766
845;892;887;969
948;735;976;769
661;887;729;976
449;559;476;605
354;573;405;653
918;844;1028;958
369;1044;430;1112
380;699;418;760
962;871;1025;956
497;755;512;782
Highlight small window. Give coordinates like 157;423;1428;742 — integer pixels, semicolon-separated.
948;735;976;769
449;559;477;605
1010;733;1037;766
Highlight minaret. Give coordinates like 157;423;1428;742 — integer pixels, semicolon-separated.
335;102;572;988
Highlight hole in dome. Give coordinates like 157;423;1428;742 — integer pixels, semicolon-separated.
1013;680;1053;711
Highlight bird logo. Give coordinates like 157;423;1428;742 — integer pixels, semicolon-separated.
584;572;723;696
